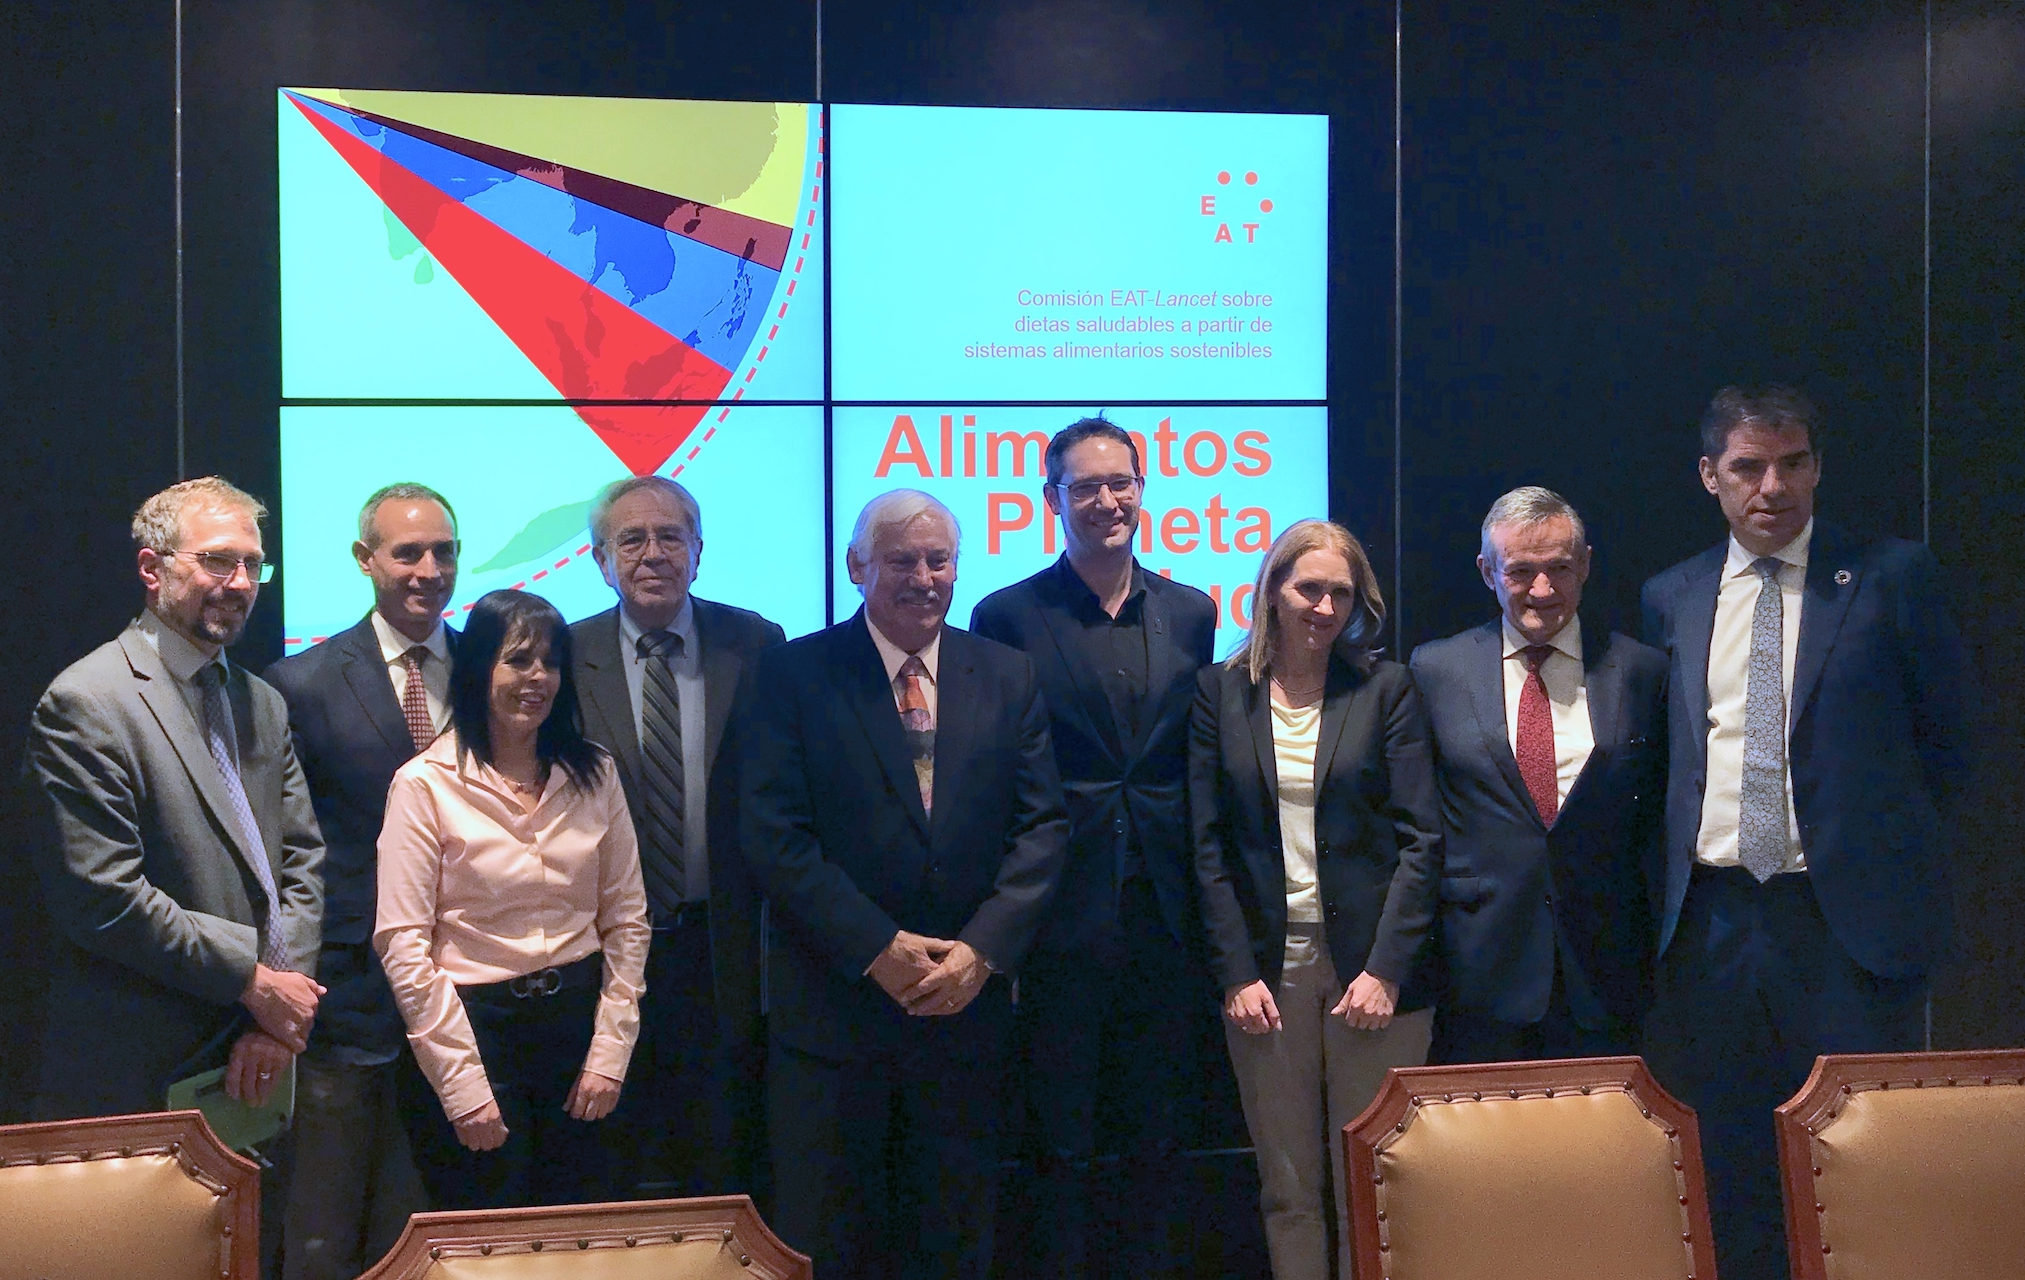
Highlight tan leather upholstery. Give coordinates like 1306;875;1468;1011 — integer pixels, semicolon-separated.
1802;1079;2025;1280
1369;1084;1696;1280
359;1196;808;1280
0;1112;257;1280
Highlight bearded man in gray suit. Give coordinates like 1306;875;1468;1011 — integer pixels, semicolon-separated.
24;476;325;1120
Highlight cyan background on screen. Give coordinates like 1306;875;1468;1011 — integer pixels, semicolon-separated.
278;404;828;650
829;105;1327;402
830;406;1329;651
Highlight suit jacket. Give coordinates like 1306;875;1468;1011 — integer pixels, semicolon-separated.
571;598;786;1035
24;618;325;1117
1410;621;1667;1027
970;557;1217;953
263;615;457;1054
739;613;1069;1064
1190;655;1443;1006
1641;521;1967;978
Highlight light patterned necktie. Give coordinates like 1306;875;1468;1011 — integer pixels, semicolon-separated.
1738;557;1790;882
399;647;434;754
1515;644;1559;826
194;663;289;968
895;654;935;815
636;630;688;914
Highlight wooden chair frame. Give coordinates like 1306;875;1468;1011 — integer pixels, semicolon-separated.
358;1194;810;1280
1775;1047;2025;1280
0;1108;262;1280
1342;1055;1718;1280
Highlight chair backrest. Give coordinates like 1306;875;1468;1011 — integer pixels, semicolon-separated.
1776;1048;2025;1280
0;1109;260;1280
1342;1056;1716;1280
357;1195;809;1280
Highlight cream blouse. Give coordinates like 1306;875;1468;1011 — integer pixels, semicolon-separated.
374;735;650;1121
1271;691;1324;926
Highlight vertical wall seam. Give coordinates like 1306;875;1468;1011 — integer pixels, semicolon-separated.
1922;0;1933;549
1392;0;1404;651
174;0;186;479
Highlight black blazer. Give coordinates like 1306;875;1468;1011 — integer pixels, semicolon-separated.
264;615;458;1053
570;597;786;1034
1190;655;1443;1007
970;557;1217;952
1410;622;1667;1027
739;613;1069;1063
1642;522;1967;978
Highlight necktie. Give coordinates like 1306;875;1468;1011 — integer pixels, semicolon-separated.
1738;557;1790;882
399;647;434;754
1515;644;1559;826
195;663;288;968
636;629;687;913
895;655;935;815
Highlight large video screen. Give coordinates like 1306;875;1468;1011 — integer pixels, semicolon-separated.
278;90;1326;652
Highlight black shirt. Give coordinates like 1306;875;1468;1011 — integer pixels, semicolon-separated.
1055;556;1153;874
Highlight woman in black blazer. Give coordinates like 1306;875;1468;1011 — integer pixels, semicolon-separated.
1191;519;1443;1280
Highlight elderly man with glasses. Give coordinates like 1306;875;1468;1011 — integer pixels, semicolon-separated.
569;475;785;1200
25;476;326;1122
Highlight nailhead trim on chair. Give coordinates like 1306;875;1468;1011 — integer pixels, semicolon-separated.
1367;1083;1699;1280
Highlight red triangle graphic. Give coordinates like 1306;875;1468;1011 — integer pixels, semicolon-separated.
293;95;730;475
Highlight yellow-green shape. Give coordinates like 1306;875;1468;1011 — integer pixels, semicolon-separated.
287;88;809;227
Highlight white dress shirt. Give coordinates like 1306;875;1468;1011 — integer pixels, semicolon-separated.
866;615;942;722
1696;521;1810;872
370;611;452;736
1500;617;1595;809
618;599;710;903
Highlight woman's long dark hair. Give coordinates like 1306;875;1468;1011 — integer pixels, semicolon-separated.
449;589;604;791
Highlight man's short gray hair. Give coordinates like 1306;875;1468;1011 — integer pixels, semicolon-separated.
1480;486;1587;560
847;489;960;566
356;482;458;548
131;477;267;554
590;475;703;545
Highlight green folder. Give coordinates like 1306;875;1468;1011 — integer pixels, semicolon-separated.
166;1059;296;1153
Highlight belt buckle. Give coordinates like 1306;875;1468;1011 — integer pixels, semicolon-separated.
510;967;563;998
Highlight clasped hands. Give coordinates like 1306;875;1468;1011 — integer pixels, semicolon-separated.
225;963;328;1106
1223;970;1400;1035
451;1070;623;1152
867;930;990;1016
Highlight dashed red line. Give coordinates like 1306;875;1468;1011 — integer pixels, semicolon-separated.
532;569;548;580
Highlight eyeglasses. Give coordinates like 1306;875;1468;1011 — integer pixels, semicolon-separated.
1052;475;1144;504
607;528;693;560
174;551;274;583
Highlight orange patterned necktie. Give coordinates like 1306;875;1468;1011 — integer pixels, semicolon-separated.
895;654;935;814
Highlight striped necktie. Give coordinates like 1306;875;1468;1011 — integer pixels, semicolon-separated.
636;629;688;913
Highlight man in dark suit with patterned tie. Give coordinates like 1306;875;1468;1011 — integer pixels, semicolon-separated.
1410;487;1667;1066
264;482;459;1276
1641;386;1968;1280
26;477;325;1121
741;490;1069;1280
570;475;785;1198
970;417;1218;1278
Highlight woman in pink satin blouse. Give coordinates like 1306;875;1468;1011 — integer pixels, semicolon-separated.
376;588;650;1209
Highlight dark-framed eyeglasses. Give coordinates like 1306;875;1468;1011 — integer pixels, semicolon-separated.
1052;475;1144;504
607;528;693;560
174;550;274;583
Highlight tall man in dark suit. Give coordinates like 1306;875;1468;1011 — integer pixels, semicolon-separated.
1642;386;1967;1280
264;482;458;1278
970;417;1217;1278
25;477;324;1120
742;490;1069;1280
571;475;785;1197
1411;487;1667;1065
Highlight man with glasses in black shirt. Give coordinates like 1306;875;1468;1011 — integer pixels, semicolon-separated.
972;417;1219;1278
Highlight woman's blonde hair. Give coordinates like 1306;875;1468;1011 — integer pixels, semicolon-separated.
1225;518;1386;684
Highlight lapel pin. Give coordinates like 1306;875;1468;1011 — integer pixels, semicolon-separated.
1833;569;1852;585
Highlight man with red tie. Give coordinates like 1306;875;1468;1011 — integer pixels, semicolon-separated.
1410;487;1668;1064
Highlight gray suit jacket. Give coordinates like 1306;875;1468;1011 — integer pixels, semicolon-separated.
24;617;325;1118
570;598;785;1037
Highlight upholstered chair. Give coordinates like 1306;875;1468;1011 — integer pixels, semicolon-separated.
0;1109;261;1280
1776;1048;2025;1280
1342;1056;1716;1280
356;1195;809;1280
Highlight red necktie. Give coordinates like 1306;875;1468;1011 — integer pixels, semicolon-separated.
1515;644;1558;826
400;647;435;754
